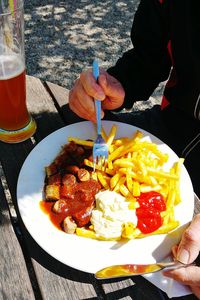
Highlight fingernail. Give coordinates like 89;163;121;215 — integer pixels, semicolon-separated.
96;91;105;100
100;74;107;86
177;248;189;264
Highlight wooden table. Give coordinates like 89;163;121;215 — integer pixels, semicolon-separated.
0;75;199;300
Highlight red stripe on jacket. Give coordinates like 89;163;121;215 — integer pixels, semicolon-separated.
161;40;177;109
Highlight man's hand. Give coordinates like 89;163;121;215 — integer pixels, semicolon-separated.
163;214;200;298
69;69;125;122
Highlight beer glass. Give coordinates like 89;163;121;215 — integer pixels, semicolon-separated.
0;0;36;143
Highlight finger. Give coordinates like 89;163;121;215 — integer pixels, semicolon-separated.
163;265;200;285
176;214;200;264
69;97;93;122
69;83;96;122
80;70;105;100
70;88;105;122
99;73;125;100
172;245;178;257
98;73;125;110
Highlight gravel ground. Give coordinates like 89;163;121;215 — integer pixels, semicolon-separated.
24;0;164;107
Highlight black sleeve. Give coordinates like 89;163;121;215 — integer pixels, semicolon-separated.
107;0;172;109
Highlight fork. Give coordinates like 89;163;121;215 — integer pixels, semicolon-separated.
92;59;109;171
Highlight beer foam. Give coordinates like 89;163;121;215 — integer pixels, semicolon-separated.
0;55;25;79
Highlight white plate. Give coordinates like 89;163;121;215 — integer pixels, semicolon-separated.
17;121;194;273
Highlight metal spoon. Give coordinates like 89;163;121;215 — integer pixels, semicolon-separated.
95;260;191;279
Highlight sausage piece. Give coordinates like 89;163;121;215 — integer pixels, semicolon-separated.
62;174;76;186
77;169;90;182
52;199;67;213
65;165;79;175
63;216;77;234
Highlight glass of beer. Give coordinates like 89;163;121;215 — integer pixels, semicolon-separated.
0;0;36;143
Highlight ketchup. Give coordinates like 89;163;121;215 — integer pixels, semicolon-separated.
136;191;166;234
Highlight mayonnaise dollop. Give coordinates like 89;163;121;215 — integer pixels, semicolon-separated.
90;190;137;239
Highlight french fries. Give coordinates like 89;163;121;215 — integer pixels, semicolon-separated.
68;137;93;147
68;124;184;241
76;227;121;241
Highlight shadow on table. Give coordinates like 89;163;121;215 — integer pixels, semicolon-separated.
18;219;197;300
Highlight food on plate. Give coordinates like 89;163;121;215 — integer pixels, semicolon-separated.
90;190;137;239
41;124;183;240
41;141;101;232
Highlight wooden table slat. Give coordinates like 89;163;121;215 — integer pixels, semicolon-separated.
33;261;98;300
26;76;65;140
45;80;69;107
0;180;35;300
45;80;85;125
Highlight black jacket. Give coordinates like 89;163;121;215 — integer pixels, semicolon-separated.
108;0;200;122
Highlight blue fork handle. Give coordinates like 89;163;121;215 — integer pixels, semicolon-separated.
95;100;101;135
93;60;101;135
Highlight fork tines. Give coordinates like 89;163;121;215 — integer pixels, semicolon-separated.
93;135;108;171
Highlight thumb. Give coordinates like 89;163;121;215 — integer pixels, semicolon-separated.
176;214;200;264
